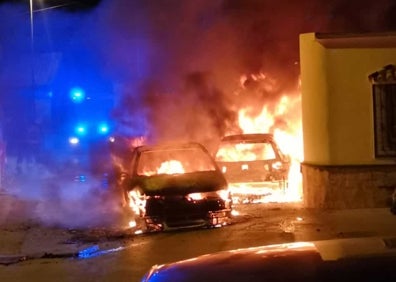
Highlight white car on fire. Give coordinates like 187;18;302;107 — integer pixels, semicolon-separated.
215;133;290;204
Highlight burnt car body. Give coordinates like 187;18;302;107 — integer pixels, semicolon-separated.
214;133;290;203
119;142;232;232
141;237;396;281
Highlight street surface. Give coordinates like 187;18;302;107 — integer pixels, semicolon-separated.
1;190;396;282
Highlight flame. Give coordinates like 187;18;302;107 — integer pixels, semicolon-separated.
139;160;186;176
157;160;185;174
226;75;303;204
217;143;276;162
128;189;146;215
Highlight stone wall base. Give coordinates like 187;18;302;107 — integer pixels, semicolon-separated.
301;163;396;209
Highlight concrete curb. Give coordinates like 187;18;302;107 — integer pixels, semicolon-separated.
0;255;27;266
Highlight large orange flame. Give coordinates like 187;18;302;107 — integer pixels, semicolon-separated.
228;75;303;204
157;160;185;175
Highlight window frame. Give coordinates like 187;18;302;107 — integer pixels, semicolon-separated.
370;65;396;158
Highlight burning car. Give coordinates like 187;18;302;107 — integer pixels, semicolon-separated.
118;142;232;232
215;133;290;204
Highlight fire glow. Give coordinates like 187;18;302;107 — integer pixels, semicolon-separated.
158;160;185;175
226;75;303;204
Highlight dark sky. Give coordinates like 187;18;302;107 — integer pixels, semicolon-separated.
0;0;101;10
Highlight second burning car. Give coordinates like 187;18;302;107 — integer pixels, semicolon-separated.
118;142;232;232
215;133;290;204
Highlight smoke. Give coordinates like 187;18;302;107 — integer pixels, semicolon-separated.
90;0;245;143
1;0;396;228
0;1;122;228
92;0;396;144
10;167;123;228
140;72;238;144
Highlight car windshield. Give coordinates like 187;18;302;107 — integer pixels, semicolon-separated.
216;142;276;162
136;147;217;176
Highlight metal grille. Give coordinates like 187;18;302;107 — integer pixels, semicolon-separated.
373;84;396;157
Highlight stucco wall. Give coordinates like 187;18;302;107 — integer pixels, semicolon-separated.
326;49;396;164
299;33;331;165
301;163;396;209
299;33;396;165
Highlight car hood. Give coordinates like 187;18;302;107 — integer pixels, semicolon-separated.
134;171;227;196
142;237;396;282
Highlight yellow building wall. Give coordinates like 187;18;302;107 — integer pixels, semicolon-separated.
300;32;396;165
326;49;396;164
299;33;330;164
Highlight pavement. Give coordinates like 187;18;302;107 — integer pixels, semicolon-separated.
0;181;131;266
2;185;396;266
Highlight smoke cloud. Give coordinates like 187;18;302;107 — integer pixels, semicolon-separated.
91;0;396;144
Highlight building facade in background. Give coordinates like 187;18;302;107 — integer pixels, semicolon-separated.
299;32;396;208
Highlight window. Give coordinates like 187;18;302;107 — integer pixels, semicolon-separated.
370;65;396;158
137;147;216;176
216;142;277;162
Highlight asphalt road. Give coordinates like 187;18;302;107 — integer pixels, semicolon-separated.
1;197;396;282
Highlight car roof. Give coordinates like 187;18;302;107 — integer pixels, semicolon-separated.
221;133;274;143
134;142;209;154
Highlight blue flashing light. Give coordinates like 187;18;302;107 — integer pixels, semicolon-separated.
70;87;86;103
74;174;87;183
78;245;100;259
75;124;87;136
97;123;109;135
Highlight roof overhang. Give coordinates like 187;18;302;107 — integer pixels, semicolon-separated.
315;32;396;48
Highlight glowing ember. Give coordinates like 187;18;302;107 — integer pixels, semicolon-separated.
134;229;143;235
157;160;185;174
129;220;137;228
231;210;240;216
